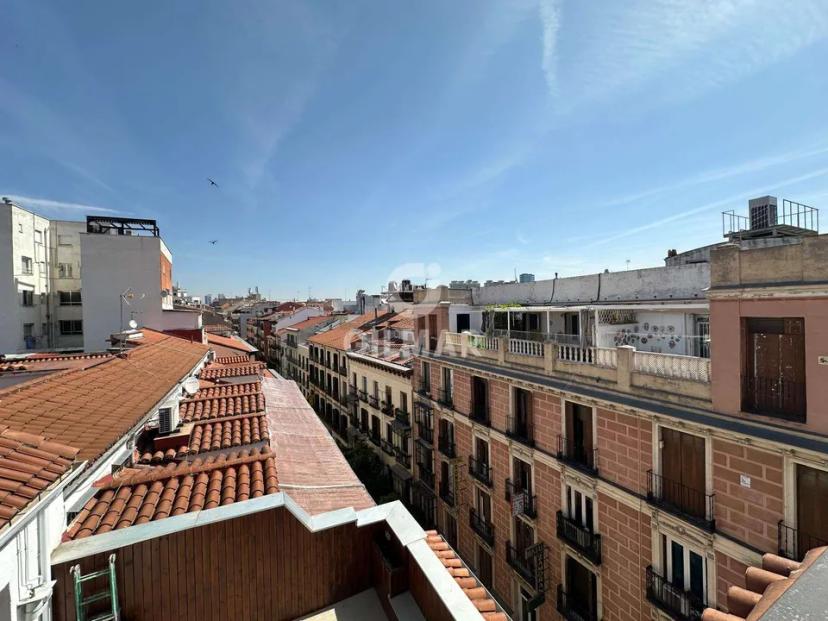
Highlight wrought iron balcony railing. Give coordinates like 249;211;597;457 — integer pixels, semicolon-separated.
647;470;715;532
778;520;828;562
557;585;598;621
417;422;434;445
437;387;453;408
439;480;455;507
469;508;494;546
556;511;602;565
506;415;534;447
468;456;492;487
645;565;705;621
557;435;598;475
380;438;395;456
505;541;537;586
438;436;456;459
505;479;537;519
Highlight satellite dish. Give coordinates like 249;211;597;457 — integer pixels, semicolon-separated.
128;319;138;329
182;376;200;396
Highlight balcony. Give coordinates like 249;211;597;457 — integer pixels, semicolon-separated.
557;435;598;475
778;521;828;562
438;436;456;459
416;380;431;398
556;511;602;565
505;541;540;587
368;395;379;409
369;431;380;447
505;479;537;519
380;438;395;456
645;565;705;621
418;464;435;490
417;422;433;445
506;415;534;447
470;404;490;426
394;408;411;428
557;585;598;621
647;470;715;532
469;508;494;546
437;387;453;408
439;480;455;507
395;448;412;469
741;375;806;423
358;389;368;403
338;364;347;376
381;400;394;415
468;456;492;487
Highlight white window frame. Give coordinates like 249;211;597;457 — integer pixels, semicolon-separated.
661;532;708;600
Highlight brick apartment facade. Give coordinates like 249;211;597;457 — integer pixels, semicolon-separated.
407;234;828;621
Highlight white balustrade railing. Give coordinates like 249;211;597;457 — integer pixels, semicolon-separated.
557;345;617;368
469;335;498;351
444;332;462;347
633;351;711;383
508;338;544;358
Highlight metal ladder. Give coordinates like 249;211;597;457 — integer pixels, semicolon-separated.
70;554;120;621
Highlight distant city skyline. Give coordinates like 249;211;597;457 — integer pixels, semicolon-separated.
3;1;828;299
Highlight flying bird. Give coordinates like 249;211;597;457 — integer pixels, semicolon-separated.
207;177;219;187
209;240;218;245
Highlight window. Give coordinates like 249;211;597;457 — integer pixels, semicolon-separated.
561;401;595;472
471;376;489;423
23;323;34;338
34;230;42;244
59;290;82;306
661;534;706;604
565;485;594;530
563;555;598;621
476;545;493;590
59;320;83;335
58;263;73;278
655;427;708;522
58;234;73;246
21;290;34;306
399;391;408;413
21;256;33;275
510;387;533;443
420;361;431;392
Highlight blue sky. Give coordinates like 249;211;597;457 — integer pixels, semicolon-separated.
3;1;828;299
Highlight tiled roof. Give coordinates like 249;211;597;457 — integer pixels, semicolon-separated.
702;548;828;621
137;414;269;464
191;381;261;399
0;425;79;530
425;531;506;620
0;335;209;462
200;362;265;380
65;447;278;540
206;333;258;353
0;352;112;375
307;312;390;350
289;315;334;331
262;377;374;514
214;355;251;365
180;392;265;423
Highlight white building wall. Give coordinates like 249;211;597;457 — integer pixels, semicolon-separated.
81;234;166;352
50;220;85;350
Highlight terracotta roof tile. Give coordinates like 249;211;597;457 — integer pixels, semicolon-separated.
307;312;392;350
425;530;507;621
206;333;257;353
0;425;79;529
180;392;265;422
0;336;209;462
288;315;335;331
213;355;251;365
191;381;261;399
65;447;278;539
200;362;264;380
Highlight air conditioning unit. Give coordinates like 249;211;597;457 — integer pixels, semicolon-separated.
748;196;778;230
158;406;179;434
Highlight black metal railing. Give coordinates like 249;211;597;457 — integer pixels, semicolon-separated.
471;403;490;426
369;431;380;446
646;566;705;621
338;364;347;375
381;400;394;415
417;380;431;397
506;415;534;447
417;422;433;445
778;520;828;562
505;479;537;519
395;408;411;427
395;449;411;469
742;375;806;422
439;480;455;506
468;456;492;487
505;541;536;585
557;585;598;621
381;438;395;456
438;435;456;458
437;387;453;408
647;470;715;531
358;389;368;402
469;508;494;546
369;395;379;408
418;464;435;490
556;511;602;565
557;435;598;474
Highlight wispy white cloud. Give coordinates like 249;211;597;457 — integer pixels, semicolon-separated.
586;165;828;247
539;0;561;97
599;143;828;208
4;194;117;214
547;0;828;108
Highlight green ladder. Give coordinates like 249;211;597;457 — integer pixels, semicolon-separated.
70;554;120;621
